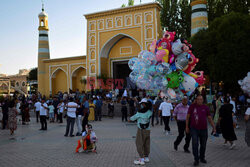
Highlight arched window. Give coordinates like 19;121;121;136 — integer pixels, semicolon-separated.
41;19;44;26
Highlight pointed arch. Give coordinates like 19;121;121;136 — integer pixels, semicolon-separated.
70;66;86;91
49;67;68;95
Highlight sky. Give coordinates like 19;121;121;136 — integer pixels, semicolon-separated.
0;0;154;75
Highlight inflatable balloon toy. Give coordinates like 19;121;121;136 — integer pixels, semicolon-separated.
175;52;190;70
155;62;171;74
166;71;184;89
149;39;157;54
167;88;177;99
180;73;199;96
183;52;199;74
238;72;250;96
157;38;171;50
189;71;205;85
163;31;176;43
155;47;169;63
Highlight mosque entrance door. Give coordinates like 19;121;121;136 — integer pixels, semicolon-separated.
112;61;131;88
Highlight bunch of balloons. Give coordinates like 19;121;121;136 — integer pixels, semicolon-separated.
238;72;250;96
128;31;205;99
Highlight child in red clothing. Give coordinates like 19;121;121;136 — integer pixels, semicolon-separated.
76;124;97;153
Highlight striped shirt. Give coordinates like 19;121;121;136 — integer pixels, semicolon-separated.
173;103;189;121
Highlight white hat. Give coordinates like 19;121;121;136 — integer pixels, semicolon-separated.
139;98;148;104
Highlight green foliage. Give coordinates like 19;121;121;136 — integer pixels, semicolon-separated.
157;0;249;39
121;0;134;7
207;0;250;23
157;0;191;38
27;68;37;81
191;12;250;91
128;0;134;6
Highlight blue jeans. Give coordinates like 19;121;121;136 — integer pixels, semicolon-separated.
190;128;208;162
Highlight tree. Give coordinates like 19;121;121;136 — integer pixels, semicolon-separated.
191;12;250;92
27;68;37;81
128;0;134;6
157;0;191;38
178;0;191;39
207;0;250;24
121;0;134;7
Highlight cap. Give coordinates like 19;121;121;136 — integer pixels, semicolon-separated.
139;98;148;104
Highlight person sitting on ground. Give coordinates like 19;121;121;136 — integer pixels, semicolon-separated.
76;124;97;153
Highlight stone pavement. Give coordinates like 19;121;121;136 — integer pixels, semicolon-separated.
0;115;250;167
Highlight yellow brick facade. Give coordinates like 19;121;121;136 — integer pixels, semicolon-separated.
38;3;162;97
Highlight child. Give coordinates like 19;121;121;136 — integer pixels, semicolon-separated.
48;102;55;122
76;124;97;153
130;98;152;165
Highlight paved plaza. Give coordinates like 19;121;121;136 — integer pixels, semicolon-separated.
0;115;249;167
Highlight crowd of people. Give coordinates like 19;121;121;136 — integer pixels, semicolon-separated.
0;89;250;166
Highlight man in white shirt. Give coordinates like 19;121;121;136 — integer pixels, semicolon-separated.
64;97;78;137
34;100;41;123
40;99;48;130
159;97;173;135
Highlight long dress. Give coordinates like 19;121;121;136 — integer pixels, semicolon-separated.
8;107;17;131
88;103;95;121
219;104;237;141
213;100;221;124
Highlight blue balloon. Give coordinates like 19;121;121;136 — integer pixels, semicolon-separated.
128;57;139;70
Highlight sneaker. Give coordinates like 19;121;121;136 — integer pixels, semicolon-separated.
144;157;149;163
223;143;227;146
174;144;178;151
184;149;190;153
165;132;169;136
200;159;207;163
229;143;236;149
193;161;199;166
134;159;145;165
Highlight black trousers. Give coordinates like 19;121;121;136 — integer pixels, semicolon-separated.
40;116;47;130
129;106;135;117
58;113;63;123
162;116;170;131
65;116;75;136
96;108;102;121
174;121;191;150
151;111;159;125
82;113;89;132
2;113;8;129
21;111;25;123
36;111;39;122
121;107;128;122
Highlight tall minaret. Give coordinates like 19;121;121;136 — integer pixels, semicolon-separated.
190;0;208;36
37;3;50;94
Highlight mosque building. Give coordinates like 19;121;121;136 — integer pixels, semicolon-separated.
38;1;208;97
